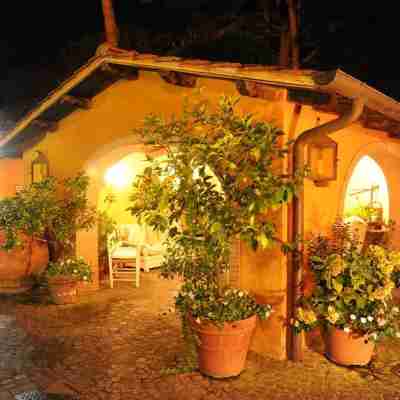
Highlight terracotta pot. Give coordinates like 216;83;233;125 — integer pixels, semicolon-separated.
0;232;49;293
190;314;257;378
392;287;400;303
325;326;375;366
48;277;78;305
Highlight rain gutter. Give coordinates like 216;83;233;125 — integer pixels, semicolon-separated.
288;96;365;361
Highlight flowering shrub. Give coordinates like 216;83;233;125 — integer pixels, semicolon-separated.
45;256;92;282
295;233;400;342
176;281;272;326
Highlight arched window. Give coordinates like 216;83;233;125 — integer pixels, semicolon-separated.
344;156;389;223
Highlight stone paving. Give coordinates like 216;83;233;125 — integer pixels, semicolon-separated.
2;273;400;399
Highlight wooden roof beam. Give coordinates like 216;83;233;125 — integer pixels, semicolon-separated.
31;119;58;133
60;95;91;110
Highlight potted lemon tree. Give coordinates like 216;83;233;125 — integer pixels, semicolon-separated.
294;229;400;366
129;96;300;377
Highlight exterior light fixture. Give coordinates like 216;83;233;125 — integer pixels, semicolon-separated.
104;161;132;189
307;135;338;187
31;151;49;183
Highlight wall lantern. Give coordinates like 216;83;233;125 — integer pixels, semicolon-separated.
31;151;49;183
307;135;338;187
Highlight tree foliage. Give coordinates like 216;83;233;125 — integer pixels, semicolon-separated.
129;95;301;324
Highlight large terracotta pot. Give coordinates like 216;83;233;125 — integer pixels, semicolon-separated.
48;277;78;305
0;232;49;293
190;314;257;378
325;326;375;366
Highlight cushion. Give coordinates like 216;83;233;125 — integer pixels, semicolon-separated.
112;246;138;259
142;244;165;256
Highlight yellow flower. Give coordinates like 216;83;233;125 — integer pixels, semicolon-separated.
327;305;340;324
330;255;344;277
378;261;394;276
297;307;317;324
371;281;394;301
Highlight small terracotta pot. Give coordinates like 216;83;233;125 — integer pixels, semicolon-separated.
190;314;257;378
325;326;375;366
48;277;78;305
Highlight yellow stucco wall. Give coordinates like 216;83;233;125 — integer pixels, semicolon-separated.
0;158;24;198
286;104;400;245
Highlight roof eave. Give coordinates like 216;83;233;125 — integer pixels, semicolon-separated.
312;69;400;122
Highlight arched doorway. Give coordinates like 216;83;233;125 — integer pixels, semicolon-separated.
75;137;163;289
343;155;390;223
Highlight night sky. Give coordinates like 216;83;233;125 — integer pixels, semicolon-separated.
1;1;400;124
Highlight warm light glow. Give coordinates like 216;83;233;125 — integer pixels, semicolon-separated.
104;161;133;188
344;156;389;221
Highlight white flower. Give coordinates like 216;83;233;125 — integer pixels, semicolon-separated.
350;314;357;320
73;269;78;274
396;332;400;338
360;317;367;324
83;276;88;281
367;316;374;322
377;318;386;327
294;321;300;327
343;326;351;333
238;291;244;298
393;307;399;313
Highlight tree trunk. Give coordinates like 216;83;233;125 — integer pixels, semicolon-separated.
279;30;290;67
24;236;34;276
287;0;300;69
101;0;119;47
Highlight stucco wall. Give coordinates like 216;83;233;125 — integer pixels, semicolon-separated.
288;104;400;246
0;158;24;198
21;71;289;359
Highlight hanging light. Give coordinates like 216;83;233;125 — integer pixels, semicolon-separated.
31;151;49;183
307;135;338;187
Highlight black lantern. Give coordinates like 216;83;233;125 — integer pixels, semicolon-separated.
31;151;49;183
307;135;338;187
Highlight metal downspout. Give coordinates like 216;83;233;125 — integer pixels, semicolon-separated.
289;97;365;361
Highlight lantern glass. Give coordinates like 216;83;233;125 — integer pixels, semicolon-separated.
307;136;338;186
31;151;49;183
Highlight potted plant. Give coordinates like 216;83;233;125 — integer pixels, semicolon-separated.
45;256;92;304
294;227;400;366
129;96;300;377
0;179;53;293
0;173;97;295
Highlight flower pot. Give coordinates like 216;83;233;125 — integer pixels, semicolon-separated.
392;287;400;303
0;233;49;294
325;326;375;366
190;314;257;378
48;277;78;305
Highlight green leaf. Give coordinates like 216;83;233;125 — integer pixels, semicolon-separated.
257;233;270;249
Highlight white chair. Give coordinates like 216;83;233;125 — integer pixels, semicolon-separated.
108;232;141;288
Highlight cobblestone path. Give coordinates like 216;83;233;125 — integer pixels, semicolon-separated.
0;301;38;399
3;273;400;399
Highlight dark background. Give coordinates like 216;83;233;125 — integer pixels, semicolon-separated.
1;1;399;126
